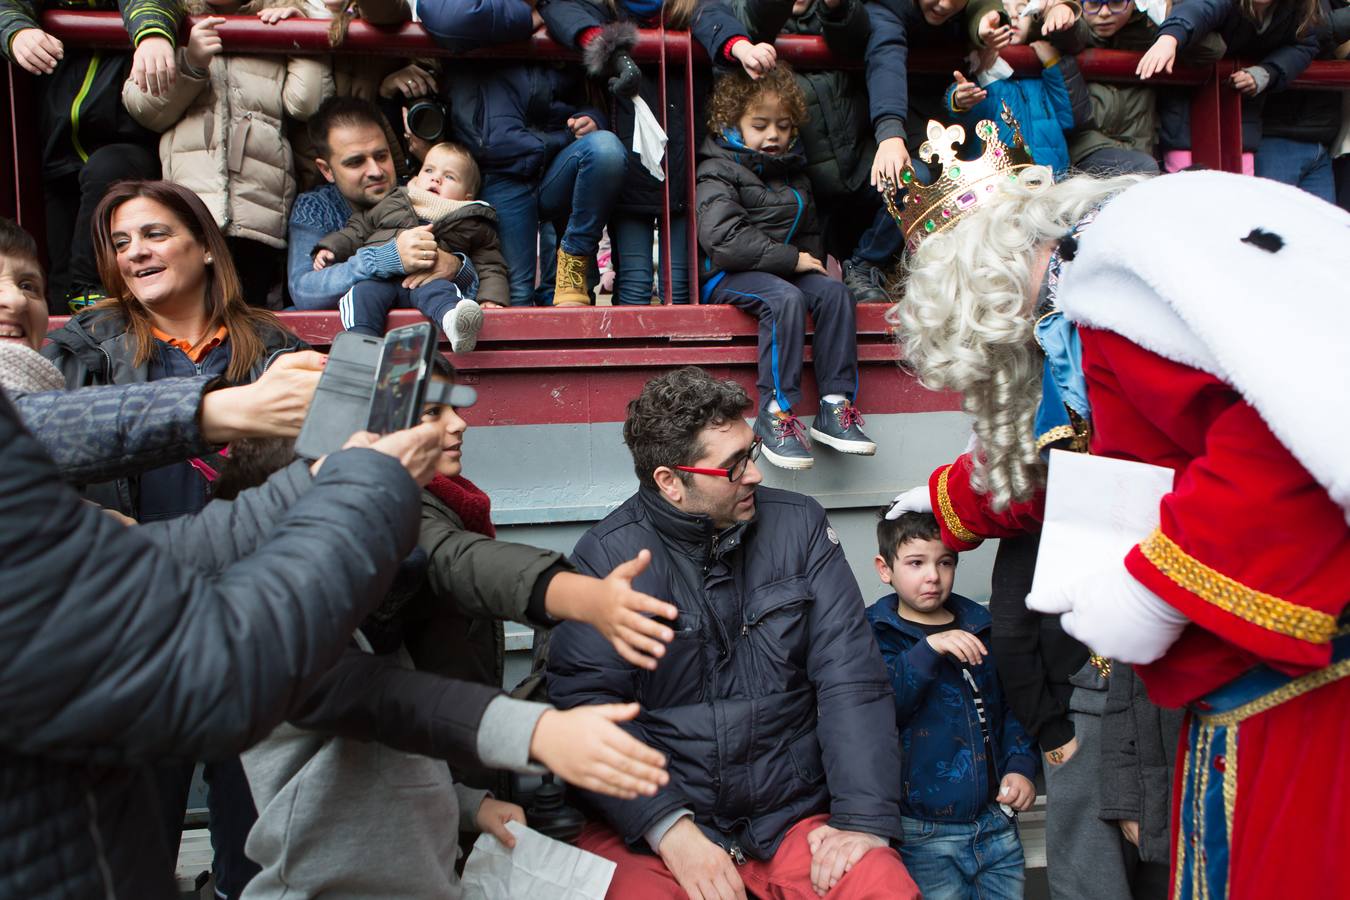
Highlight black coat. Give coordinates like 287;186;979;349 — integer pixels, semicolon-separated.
0;389;420;899
42;307;304;518
1098;665;1185;864
547;487;902;860
695;134;825;281
730;0;875;200
541;0;749;216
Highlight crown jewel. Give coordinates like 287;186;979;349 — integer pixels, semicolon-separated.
885;104;1037;254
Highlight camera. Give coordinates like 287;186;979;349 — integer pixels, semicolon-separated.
405;98;449;144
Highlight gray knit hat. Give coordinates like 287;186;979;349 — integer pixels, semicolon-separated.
0;341;67;396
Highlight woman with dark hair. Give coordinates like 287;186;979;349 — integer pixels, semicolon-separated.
42;178;304;899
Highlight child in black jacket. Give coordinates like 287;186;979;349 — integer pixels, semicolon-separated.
696;64;875;471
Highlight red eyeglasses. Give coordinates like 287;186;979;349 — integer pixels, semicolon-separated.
675;439;763;482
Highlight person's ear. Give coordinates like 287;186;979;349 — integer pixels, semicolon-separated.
874;554;893;585
652;467;685;504
315;158;335;183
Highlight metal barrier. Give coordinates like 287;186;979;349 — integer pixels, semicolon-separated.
6;12;1349;375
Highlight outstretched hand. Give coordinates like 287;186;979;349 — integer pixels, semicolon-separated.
529;703;669;799
548;550;680;670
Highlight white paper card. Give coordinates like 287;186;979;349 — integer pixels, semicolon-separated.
631;95;668;182
1031;450;1175;596
460;822;616;900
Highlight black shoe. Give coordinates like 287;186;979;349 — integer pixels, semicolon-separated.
752;408;814;470
809;398;877;455
841;258;888;304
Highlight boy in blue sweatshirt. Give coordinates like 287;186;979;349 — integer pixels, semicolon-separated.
866;511;1037;900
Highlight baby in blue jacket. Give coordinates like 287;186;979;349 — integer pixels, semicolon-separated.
867;510;1038;899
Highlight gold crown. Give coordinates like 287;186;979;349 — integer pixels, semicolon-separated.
885;104;1037;254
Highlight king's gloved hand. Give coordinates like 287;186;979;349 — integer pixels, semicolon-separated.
1027;561;1188;664
608;50;641;97
885;485;933;519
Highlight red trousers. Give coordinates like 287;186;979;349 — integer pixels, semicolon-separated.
577;815;920;900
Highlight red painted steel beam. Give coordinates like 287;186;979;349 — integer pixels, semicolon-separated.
36;11;1283;86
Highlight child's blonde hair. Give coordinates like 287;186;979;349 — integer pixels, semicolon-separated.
706;63;808;135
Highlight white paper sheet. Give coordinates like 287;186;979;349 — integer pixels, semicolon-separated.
631;95;669;182
1030;450;1175;597
460;822;616;900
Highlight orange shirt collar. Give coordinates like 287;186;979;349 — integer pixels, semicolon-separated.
152;325;229;364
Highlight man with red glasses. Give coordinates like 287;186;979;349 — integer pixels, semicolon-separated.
546;366;917;900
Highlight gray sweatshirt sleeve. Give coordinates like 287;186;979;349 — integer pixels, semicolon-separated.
475;696;550;775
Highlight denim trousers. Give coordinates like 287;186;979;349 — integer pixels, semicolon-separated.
899;804;1024;900
609;212;690;305
1255;136;1336;204
480;130;626;305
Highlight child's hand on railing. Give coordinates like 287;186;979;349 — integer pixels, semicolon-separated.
731;40;778;80
184;17;226;72
1136;34;1177;80
258;6;303;24
10;28;64;75
131;34;177;96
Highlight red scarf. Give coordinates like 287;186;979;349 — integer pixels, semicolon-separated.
425;474;496;538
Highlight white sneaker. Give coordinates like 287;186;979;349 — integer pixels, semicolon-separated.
443;299;483;354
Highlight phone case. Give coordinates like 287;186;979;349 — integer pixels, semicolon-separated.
294;331;384;460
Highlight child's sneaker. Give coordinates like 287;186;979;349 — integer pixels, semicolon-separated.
810;398;876;455
753;408;814;470
841;258;888;304
443;299;483;354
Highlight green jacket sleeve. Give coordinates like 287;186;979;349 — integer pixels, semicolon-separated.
118;0;181;47
0;0;41;61
418;491;569;625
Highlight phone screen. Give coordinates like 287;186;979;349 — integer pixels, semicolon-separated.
366;324;434;435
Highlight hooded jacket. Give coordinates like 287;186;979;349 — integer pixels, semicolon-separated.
0;0;179;178
315;188;511;306
42;307;304;518
730;0;875;201
867;593;1037;824
695;133;824;286
547;486;903;860
120;0;334;249
0;388;420;899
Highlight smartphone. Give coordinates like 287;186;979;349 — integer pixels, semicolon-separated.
366;322;437;435
294;330;384;460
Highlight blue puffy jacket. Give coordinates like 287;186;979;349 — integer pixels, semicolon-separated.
419;0;606;180
540;0;749;215
946;59;1084;178
547;486;903;859
867;593;1037;824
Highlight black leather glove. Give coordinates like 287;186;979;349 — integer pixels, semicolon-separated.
608;50;641;97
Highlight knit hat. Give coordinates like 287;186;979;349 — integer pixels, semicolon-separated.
0;341;67;396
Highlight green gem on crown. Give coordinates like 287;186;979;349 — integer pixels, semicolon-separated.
901;170;913;184
949;166;961;178
924;220;936;232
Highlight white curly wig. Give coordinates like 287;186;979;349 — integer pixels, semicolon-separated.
889;167;1146;511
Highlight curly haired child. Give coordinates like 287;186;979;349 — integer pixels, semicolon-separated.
696;63;876;470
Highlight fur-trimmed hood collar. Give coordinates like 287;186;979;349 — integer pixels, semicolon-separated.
583;20;638;76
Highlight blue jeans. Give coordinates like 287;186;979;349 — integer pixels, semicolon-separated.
480;131;626;306
1256;136;1335;204
610;212;690;305
899;805;1025;900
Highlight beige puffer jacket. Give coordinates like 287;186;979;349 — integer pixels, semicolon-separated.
121;0;334;248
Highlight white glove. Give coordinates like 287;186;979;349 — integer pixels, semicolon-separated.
885;485;933;520
1027;562;1188;664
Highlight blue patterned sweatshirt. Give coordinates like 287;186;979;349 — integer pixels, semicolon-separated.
867;592;1037;823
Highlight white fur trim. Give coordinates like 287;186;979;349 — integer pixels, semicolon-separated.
1057;170;1350;521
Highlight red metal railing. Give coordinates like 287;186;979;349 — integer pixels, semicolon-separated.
9;12;1350;374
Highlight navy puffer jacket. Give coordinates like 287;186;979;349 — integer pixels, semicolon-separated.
547;487;903;860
